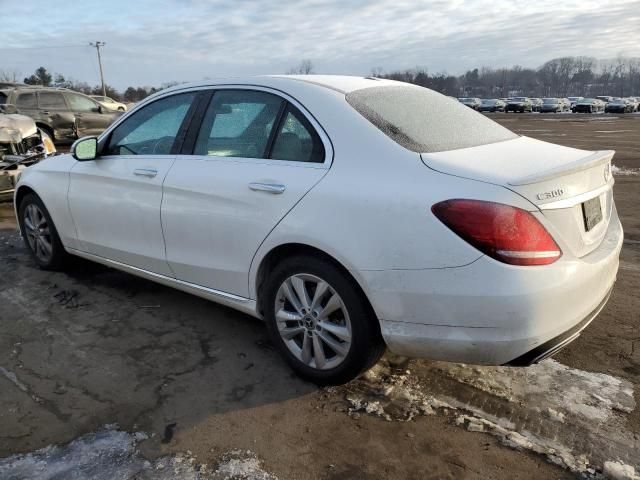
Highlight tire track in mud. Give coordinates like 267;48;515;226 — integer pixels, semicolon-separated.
336;358;639;478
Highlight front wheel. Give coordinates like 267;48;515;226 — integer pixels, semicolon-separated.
263;255;385;385
18;193;68;270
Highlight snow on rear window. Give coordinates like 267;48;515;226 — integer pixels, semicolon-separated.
346;85;517;153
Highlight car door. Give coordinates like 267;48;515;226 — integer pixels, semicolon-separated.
65;91;117;137
161;88;331;297
67;91;197;275
33;91;76;141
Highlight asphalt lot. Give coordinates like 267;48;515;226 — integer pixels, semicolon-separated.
0;113;639;479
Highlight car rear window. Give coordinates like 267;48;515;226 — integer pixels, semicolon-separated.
346;85;517;153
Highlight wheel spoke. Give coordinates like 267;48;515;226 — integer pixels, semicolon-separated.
317;293;341;320
39;237;52;255
23;216;35;232
319;331;349;357
310;281;329;311
37;215;47;227
290;276;310;310
318;321;351;342
275;309;302;324
312;333;326;368
280;326;305;340
282;281;303;315
301;334;312;365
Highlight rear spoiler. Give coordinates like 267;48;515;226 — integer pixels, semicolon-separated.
508;150;615;186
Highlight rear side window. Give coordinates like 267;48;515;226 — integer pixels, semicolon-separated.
67;93;98;112
346;85;518;153
39;92;67;109
194;90;283;158
16;92;37;108
270;106;324;163
0;92;6;105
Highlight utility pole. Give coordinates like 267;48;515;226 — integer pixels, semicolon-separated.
90;41;106;97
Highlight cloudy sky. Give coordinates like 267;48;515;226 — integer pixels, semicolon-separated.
1;0;639;90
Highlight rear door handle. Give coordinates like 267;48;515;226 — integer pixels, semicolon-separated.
249;182;286;194
134;168;158;178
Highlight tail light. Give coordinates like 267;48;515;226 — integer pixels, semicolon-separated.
431;199;561;266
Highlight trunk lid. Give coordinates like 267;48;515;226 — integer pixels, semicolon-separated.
421;136;615;258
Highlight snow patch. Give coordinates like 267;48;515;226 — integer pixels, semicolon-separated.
0;425;276;480
612;165;640;176
338;359;638;477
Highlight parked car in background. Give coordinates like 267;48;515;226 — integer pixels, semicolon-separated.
13;75;622;383
1;109;56;201
478;99;506;112
458;97;481;110
626;97;639;111
605;98;634;113
540;98;564;113
573;98;605;113
91;95;128;112
505;97;533;112
567;96;584;109
530;98;543;112
0;86;120;143
596;96;614;105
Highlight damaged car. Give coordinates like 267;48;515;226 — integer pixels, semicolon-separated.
0;106;56;201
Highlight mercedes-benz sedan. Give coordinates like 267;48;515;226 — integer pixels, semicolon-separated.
14;76;622;384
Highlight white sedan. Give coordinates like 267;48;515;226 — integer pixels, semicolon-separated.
14;76;622;384
91;95;128;112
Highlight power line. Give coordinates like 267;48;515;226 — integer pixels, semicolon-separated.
0;44;89;51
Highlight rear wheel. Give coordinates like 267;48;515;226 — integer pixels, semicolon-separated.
18;193;68;270
263;255;385;385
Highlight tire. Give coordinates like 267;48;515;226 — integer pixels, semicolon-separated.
18;193;68;270
263;255;385;385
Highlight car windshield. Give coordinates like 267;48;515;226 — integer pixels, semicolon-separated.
346;85;518;153
581;98;596;104
543;98;558;104
512;97;527;101
481;99;496;105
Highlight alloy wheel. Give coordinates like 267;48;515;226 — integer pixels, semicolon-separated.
23;203;53;263
274;273;352;370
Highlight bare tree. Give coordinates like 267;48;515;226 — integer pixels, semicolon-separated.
286;59;315;75
0;69;21;83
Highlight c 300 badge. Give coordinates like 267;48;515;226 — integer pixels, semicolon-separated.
536;188;565;200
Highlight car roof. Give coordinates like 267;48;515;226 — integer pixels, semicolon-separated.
160;75;403;96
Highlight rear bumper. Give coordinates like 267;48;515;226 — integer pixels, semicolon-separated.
363;209;623;365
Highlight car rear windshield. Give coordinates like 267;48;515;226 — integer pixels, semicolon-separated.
346;85;517;153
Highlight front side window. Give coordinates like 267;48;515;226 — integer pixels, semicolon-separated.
106;92;195;155
194;90;283;158
67;93;99;112
38;92;67;109
270;107;324;163
16;92;36;108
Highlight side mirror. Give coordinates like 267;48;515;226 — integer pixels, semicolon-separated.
92;105;104;113
71;136;98;161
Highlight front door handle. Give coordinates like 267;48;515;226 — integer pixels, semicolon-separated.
249;182;286;194
134;168;158;178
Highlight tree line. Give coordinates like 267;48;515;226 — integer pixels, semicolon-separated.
3;56;639;103
373;56;640;98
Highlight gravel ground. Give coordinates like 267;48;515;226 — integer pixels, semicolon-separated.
0;113;638;479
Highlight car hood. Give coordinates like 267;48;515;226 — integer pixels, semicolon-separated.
0;113;37;142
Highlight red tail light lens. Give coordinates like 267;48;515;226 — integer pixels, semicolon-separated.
431;199;561;266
